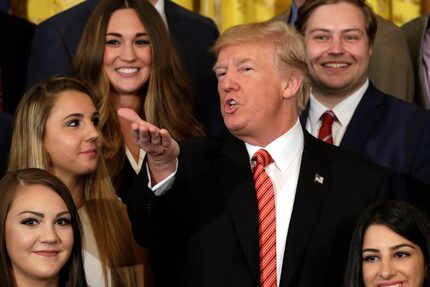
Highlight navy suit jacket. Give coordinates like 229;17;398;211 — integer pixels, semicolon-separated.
301;83;430;201
0;12;35;115
126;131;390;287
0;112;12;177
25;0;225;136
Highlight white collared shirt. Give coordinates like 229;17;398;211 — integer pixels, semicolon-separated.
306;80;368;146
125;146;146;174
153;0;168;27
245;119;304;286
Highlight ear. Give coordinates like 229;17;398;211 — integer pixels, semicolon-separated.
282;70;303;100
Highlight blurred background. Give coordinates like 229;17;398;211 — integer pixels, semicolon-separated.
0;0;427;30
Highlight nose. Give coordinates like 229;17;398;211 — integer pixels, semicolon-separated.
219;71;239;94
120;42;137;62
40;224;60;244
86;122;99;143
327;36;344;55
378;259;396;279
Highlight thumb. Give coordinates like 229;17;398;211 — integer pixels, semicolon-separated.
117;108;143;123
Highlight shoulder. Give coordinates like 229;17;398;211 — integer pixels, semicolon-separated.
402;14;429;32
36;0;96;31
165;0;218;30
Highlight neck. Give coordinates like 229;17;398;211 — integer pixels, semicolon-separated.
114;94;142;115
56;173;86;208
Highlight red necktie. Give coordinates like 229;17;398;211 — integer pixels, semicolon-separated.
252;149;277;287
318;110;336;144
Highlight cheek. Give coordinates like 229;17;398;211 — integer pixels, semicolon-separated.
361;263;377;285
5;224;35;261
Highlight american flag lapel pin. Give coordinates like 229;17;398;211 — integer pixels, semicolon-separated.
314;173;324;184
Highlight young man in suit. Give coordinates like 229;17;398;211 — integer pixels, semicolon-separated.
296;0;430;199
120;21;390;287
402;13;430;109
274;0;414;103
25;0;225;136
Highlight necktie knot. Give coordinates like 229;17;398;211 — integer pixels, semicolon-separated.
252;149;273;168
321;110;335;125
318;110;336;144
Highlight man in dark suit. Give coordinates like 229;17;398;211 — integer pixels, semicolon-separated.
0;112;12;177
25;0;225;136
402;14;430;109
0;11;35;115
120;21;389;287
295;0;430;200
274;0;414;103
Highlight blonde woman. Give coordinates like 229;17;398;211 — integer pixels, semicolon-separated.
8;77;150;287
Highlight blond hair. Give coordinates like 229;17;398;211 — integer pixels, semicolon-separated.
9;77;138;287
212;20;310;113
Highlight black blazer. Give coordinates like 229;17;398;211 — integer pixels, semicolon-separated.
25;0;225;136
0;112;12;177
0;12;35;115
126;131;390;287
301;83;430;200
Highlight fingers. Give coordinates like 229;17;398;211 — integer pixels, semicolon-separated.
117;108;143;123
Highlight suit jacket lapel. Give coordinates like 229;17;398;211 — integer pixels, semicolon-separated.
215;136;260;285
280;131;331;286
340;83;386;152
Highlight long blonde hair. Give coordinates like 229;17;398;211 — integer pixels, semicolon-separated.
74;0;205;183
8;77;138;287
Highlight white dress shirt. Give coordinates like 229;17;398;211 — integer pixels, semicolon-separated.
306;80;368;146
153;0;168;26
245;119;304;286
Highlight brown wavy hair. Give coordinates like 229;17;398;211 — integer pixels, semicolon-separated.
74;0;205;182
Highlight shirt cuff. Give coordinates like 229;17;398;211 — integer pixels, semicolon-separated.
147;159;178;196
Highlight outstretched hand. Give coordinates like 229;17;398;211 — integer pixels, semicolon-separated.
118;108;179;184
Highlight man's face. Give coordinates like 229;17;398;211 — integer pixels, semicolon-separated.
214;41;294;145
303;2;372;99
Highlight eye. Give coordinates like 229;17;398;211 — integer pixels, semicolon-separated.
344;34;359;41
66;119;80;127
363;255;379;262
92;113;100;128
20;218;39;226
313;34;329;41
240;66;253;72
105;38;121;46
56;217;71;226
394;251;410;259
215;70;226;79
135;39;150;46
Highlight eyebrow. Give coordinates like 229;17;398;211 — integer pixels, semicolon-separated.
18;211;71;217
213;58;254;72
64;113;83;120
308;28;364;34
106;32;148;37
362;243;416;253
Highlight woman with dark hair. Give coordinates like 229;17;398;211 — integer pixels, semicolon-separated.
0;168;87;287
344;201;430;287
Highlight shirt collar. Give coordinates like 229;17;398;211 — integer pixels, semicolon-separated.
308;79;368;127
153;0;168;26
245;119;304;172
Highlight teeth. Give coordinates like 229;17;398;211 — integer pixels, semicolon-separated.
117;68;138;74
324;63;348;68
229;99;237;108
381;284;401;287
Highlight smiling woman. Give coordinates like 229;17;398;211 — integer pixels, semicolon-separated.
344;201;430;287
0;168;87;287
8;77;148;287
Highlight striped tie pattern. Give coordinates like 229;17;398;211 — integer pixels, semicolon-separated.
318;110;336;144
252;149;276;287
